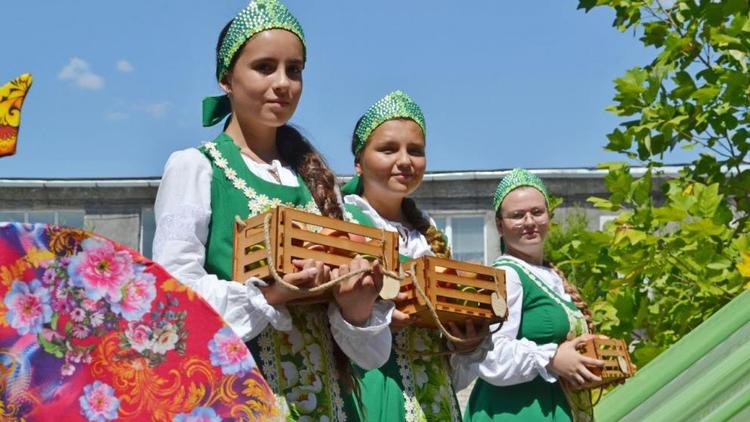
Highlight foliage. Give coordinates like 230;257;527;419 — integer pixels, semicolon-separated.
556;0;750;366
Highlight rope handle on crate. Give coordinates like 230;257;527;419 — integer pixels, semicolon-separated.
405;261;499;347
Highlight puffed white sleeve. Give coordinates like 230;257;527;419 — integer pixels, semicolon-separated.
152;148;292;341
450;266;558;389
327;300;395;369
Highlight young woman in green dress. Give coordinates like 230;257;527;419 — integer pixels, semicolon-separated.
340;90;489;422
454;169;602;422
152;1;393;420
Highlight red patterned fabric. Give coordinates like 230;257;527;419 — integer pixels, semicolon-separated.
0;223;280;421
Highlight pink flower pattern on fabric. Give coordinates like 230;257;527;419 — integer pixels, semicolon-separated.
124;322;153;353
3;280;52;335
208;327;255;375
68;238;133;302
79;381;120;421
109;269;156;321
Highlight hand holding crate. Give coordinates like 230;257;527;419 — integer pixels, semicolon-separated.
574;335;636;390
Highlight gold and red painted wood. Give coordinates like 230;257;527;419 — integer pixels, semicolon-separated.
0;73;33;157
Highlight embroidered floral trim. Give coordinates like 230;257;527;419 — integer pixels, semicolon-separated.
394;329;460;421
202;142;320;218
395;331;419;422
255;309;347;421
494;256;588;337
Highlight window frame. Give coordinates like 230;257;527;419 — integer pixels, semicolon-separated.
0;209;85;227
431;211;489;264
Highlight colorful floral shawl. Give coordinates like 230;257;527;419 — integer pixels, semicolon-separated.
0;222;280;421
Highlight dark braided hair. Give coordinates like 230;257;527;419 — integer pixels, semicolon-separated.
547;263;596;334
216;19;357;394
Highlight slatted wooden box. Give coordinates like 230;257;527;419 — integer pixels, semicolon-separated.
233;206;400;303
577;336;635;389
397;256;508;329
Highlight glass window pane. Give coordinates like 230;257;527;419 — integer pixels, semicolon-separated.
451;216;485;263
432;216;446;232
0;212;26;223
141;208;156;259
27;211;56;225
58;211;85;228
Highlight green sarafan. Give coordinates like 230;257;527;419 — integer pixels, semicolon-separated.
547;0;750;369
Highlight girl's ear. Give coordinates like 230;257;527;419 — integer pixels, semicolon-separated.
219;74;232;95
354;160;363;176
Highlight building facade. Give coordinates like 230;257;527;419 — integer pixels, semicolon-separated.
0;167;674;264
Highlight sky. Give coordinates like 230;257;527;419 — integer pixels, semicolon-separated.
1;1;700;178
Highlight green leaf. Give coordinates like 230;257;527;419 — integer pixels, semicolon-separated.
606;128;632;151
38;333;65;358
653;206;688;223
707;259;731;270
577;0;597;12
691;85;721;104
727;50;748;72
692;183;723;218
588;196;619;211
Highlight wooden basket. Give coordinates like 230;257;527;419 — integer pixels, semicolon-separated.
577;336;635;389
233;206;400;303
397;256;508;329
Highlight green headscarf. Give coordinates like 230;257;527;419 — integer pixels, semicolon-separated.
493;168;550;212
342;90;426;195
202;0;306;127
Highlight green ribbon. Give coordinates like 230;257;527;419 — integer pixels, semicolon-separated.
202;95;232;127
341;174;364;196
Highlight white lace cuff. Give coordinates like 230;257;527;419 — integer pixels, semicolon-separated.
535;342;559;383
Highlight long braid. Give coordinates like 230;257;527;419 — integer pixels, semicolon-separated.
546;262;595;334
277;126;343;219
401;197;451;259
276;125;360;396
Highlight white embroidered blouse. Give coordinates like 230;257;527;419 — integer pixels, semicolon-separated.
152;147;394;370
451;255;574;390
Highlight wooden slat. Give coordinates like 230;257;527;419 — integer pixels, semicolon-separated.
428;271;499;290
289;228;384;256
285;245;355;267
433;287;493;304
426;256;496;274
284;207;394;239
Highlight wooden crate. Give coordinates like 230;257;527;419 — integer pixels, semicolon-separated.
397;256;508;329
233;206;400;303
577;336;635;389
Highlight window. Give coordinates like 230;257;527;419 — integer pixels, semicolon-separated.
141;208;156;259
599;215;617;230
433;214;487;264
0;210;85;228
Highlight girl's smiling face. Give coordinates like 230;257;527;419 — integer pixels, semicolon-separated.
356;119;426;201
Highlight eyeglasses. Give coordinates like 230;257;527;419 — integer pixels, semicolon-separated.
500;209;549;227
